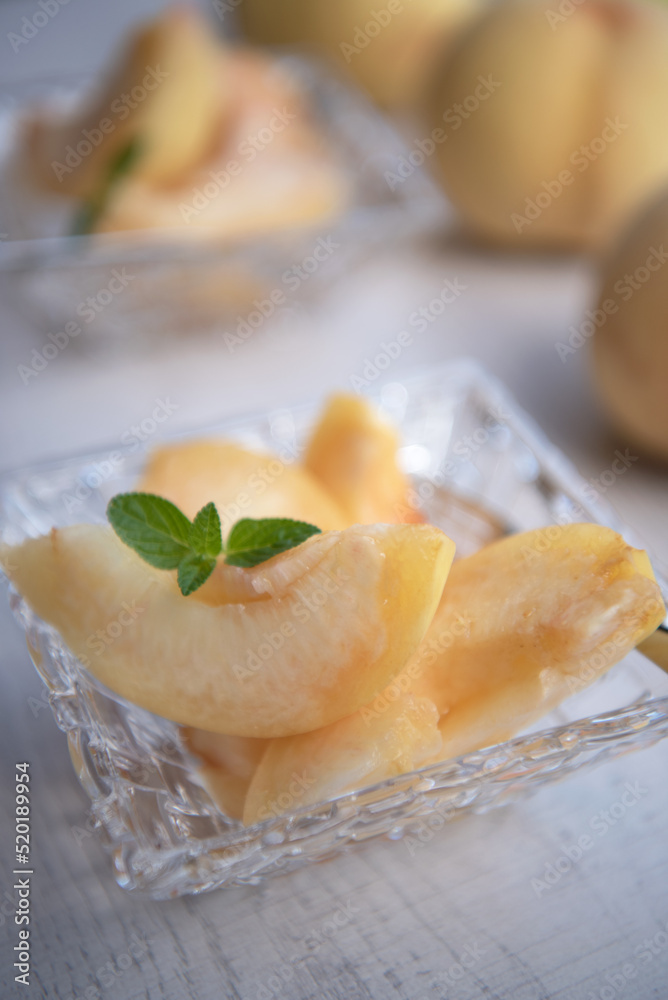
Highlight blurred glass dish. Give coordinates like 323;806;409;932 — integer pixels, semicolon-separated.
1;360;667;898
0;54;444;343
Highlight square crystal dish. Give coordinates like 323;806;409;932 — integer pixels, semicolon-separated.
2;360;667;898
0;57;443;343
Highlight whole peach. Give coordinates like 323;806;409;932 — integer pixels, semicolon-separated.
424;0;668;250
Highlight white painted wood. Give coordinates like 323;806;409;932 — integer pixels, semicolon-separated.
1;3;667;998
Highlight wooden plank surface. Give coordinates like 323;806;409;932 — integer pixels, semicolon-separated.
1;3;668;997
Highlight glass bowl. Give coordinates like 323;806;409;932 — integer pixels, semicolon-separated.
0;57;444;344
1;360;667;898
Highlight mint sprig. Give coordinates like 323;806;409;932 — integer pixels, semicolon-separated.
107;492;321;596
189;502;223;559
107;493;193;569
177;551;218;596
225;518;324;567
71;136;143;237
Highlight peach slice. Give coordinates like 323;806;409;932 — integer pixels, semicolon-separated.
239;523;664;822
303;394;421;525
182;729;268;820
2;521;454;737
410;523;665;757
137;439;349;532
244;694;441;824
25;8;224;198
93;47;350;239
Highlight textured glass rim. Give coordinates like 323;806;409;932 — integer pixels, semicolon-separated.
0;52;443;274
1;358;667;896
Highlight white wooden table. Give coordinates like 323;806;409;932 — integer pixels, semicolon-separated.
1;3;667;998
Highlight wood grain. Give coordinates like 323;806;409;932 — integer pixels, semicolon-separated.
1;2;667;995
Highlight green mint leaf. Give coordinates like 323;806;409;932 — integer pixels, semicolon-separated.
71;136;143;236
225;518;321;568
177;552;217;596
107;492;193;570
189;502;223;559
108;491;322;591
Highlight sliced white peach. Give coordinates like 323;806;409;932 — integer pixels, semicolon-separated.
303;394;422;525
182;729;268;820
137;439;349;532
238;523;664;821
243;694;441;824
2;522;454;738
24;7;224;198
410;523;665;757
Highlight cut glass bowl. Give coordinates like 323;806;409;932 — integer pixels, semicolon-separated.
0;57;443;343
1;360;667;898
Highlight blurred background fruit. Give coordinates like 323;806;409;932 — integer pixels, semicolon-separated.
26;7;223;198
591;190;668;461
22;6;349;241
236;0;484;110
423;0;668;251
